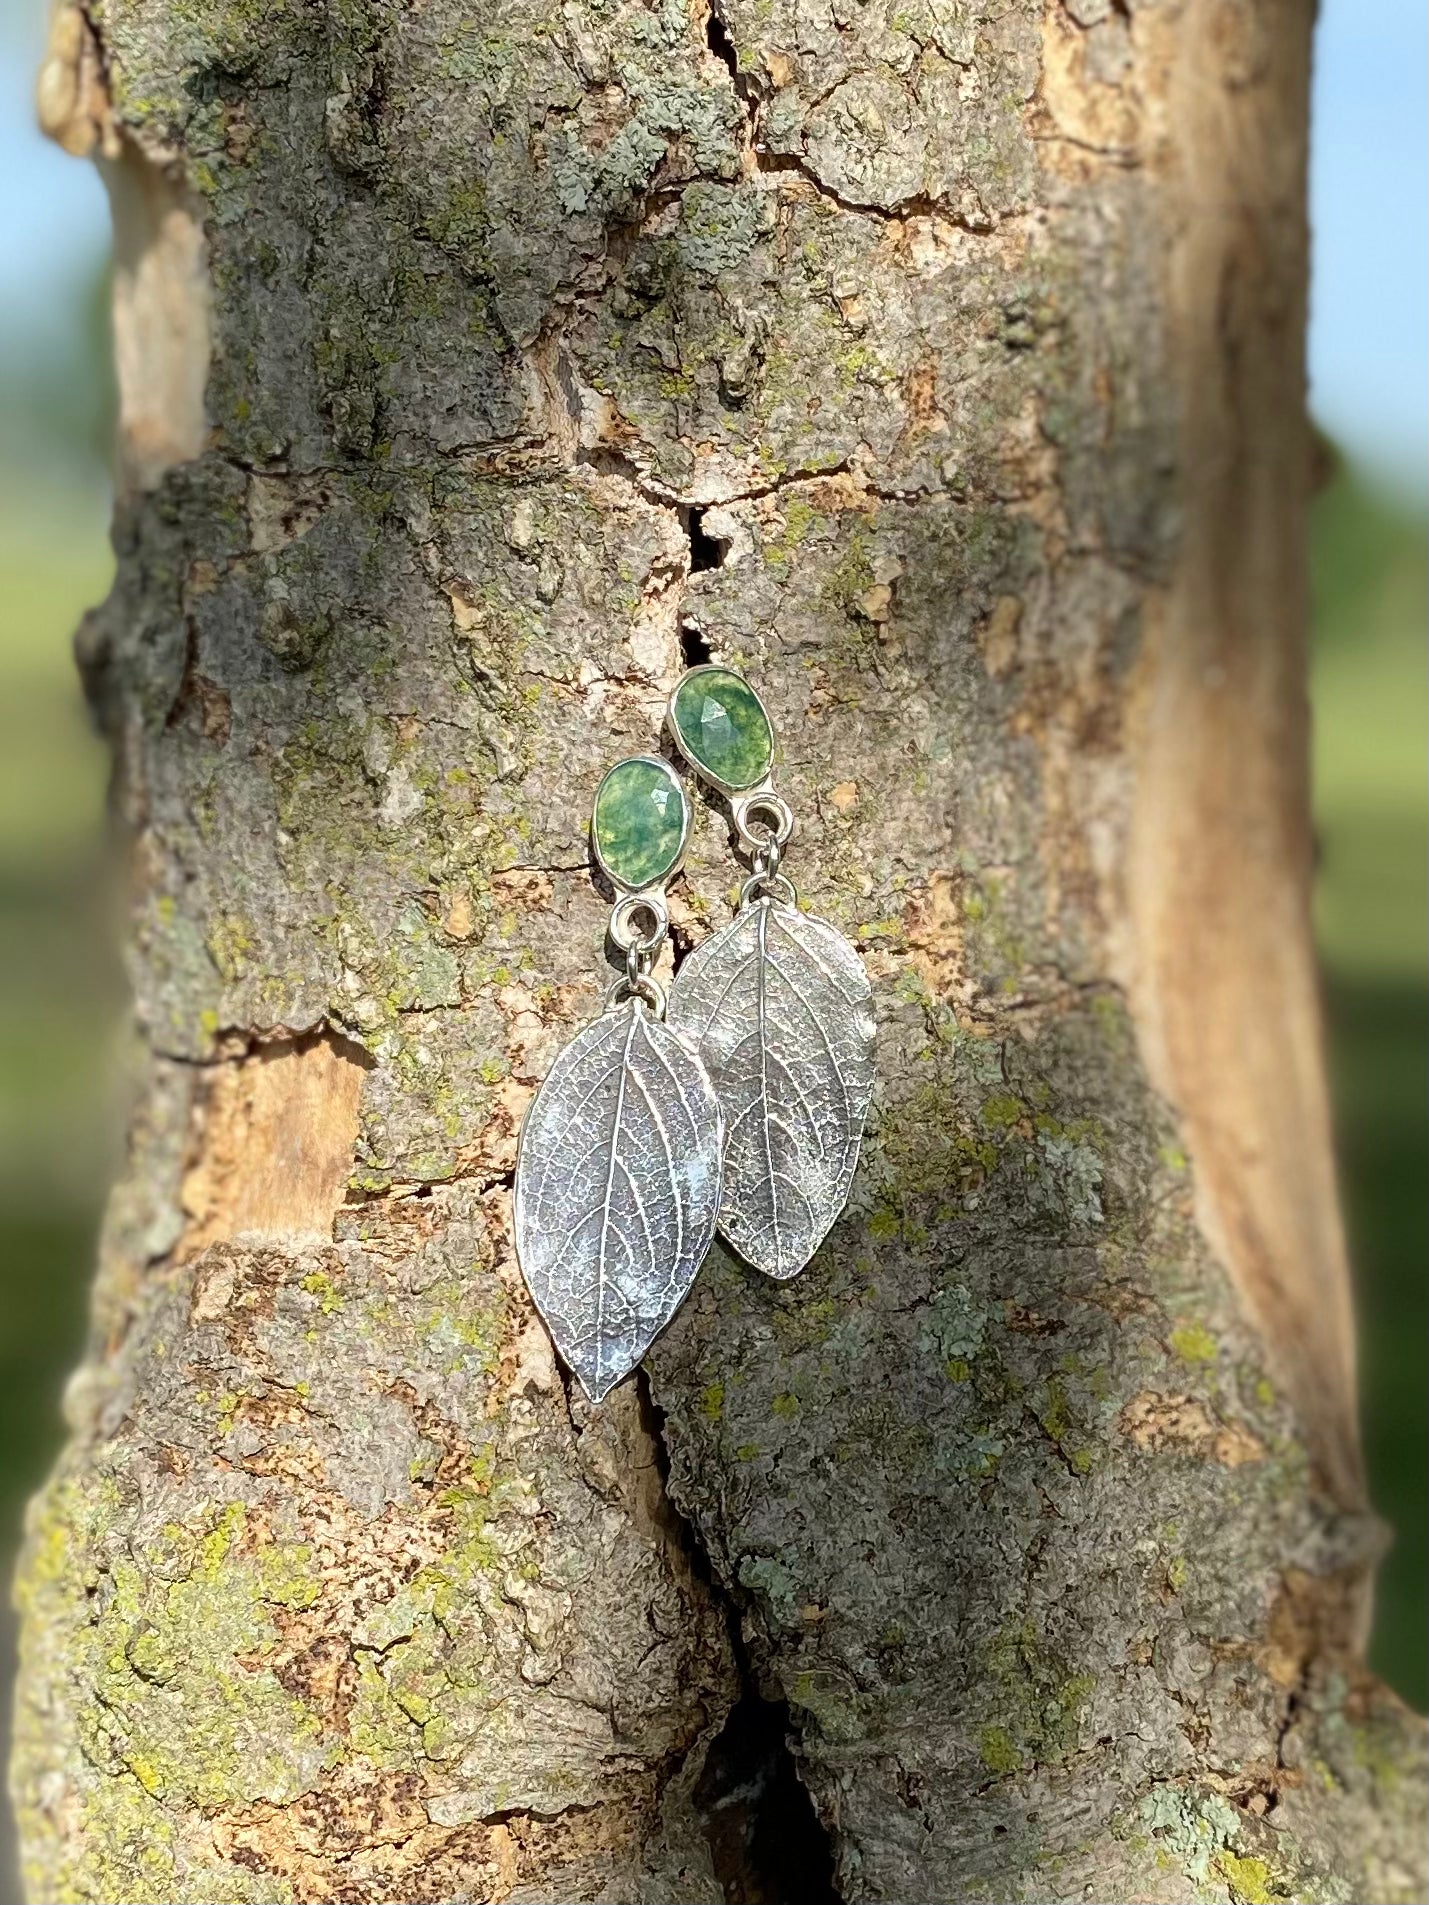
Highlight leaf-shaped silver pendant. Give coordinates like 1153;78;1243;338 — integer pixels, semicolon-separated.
514;998;724;1401
667;900;875;1280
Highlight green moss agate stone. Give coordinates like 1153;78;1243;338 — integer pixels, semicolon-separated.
593;757;689;890
670;667;774;791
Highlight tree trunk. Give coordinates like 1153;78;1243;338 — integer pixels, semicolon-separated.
17;0;1426;1899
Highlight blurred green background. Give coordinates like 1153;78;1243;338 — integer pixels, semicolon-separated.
0;0;1424;1893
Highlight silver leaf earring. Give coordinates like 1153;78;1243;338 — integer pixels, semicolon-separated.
514;756;725;1401
665;665;876;1281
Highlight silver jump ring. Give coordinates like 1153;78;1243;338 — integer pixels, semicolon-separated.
603;972;668;1018
733;792;795;859
739;870;799;910
608;890;668;956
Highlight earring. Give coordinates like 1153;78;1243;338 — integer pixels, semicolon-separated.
514;755;725;1401
664;665;876;1280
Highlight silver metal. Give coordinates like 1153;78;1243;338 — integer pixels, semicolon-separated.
666;897;875;1281
732;790;795;859
514;754;719;1401
609;890;669;955
514;997;724;1401
738;868;798;910
590;754;692;897
603;969;668;1018
664;664;875;1277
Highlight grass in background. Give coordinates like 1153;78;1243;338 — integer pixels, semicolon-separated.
1310;464;1429;1707
0;481;118;1898
0;481;117;1598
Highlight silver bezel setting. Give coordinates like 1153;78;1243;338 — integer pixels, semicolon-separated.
590;753;693;897
664;661;777;798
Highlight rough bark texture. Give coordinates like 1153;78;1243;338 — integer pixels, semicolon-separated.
16;0;1427;1900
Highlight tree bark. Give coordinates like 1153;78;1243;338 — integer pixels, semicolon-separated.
16;0;1427;1900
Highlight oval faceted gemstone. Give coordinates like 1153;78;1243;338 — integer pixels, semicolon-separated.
670;667;773;791
593;757;689;890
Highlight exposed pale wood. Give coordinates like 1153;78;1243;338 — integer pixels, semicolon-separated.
35;1;112;160
1123;0;1361;1508
40;1;210;491
102;142;211;494
181;1034;367;1252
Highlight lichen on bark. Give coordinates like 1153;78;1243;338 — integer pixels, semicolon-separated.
13;0;1427;1900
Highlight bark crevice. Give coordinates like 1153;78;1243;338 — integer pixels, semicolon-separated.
636;1375;844;1905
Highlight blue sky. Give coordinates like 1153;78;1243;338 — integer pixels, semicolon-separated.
1;0;1425;498
1309;0;1428;494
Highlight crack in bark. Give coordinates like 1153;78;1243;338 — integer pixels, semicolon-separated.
153;1020;375;1069
633;1373;844;1905
754;145;1002;231
338;1163;516;1209
702;0;1005;234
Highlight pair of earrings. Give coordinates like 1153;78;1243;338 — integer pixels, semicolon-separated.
513;665;877;1402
